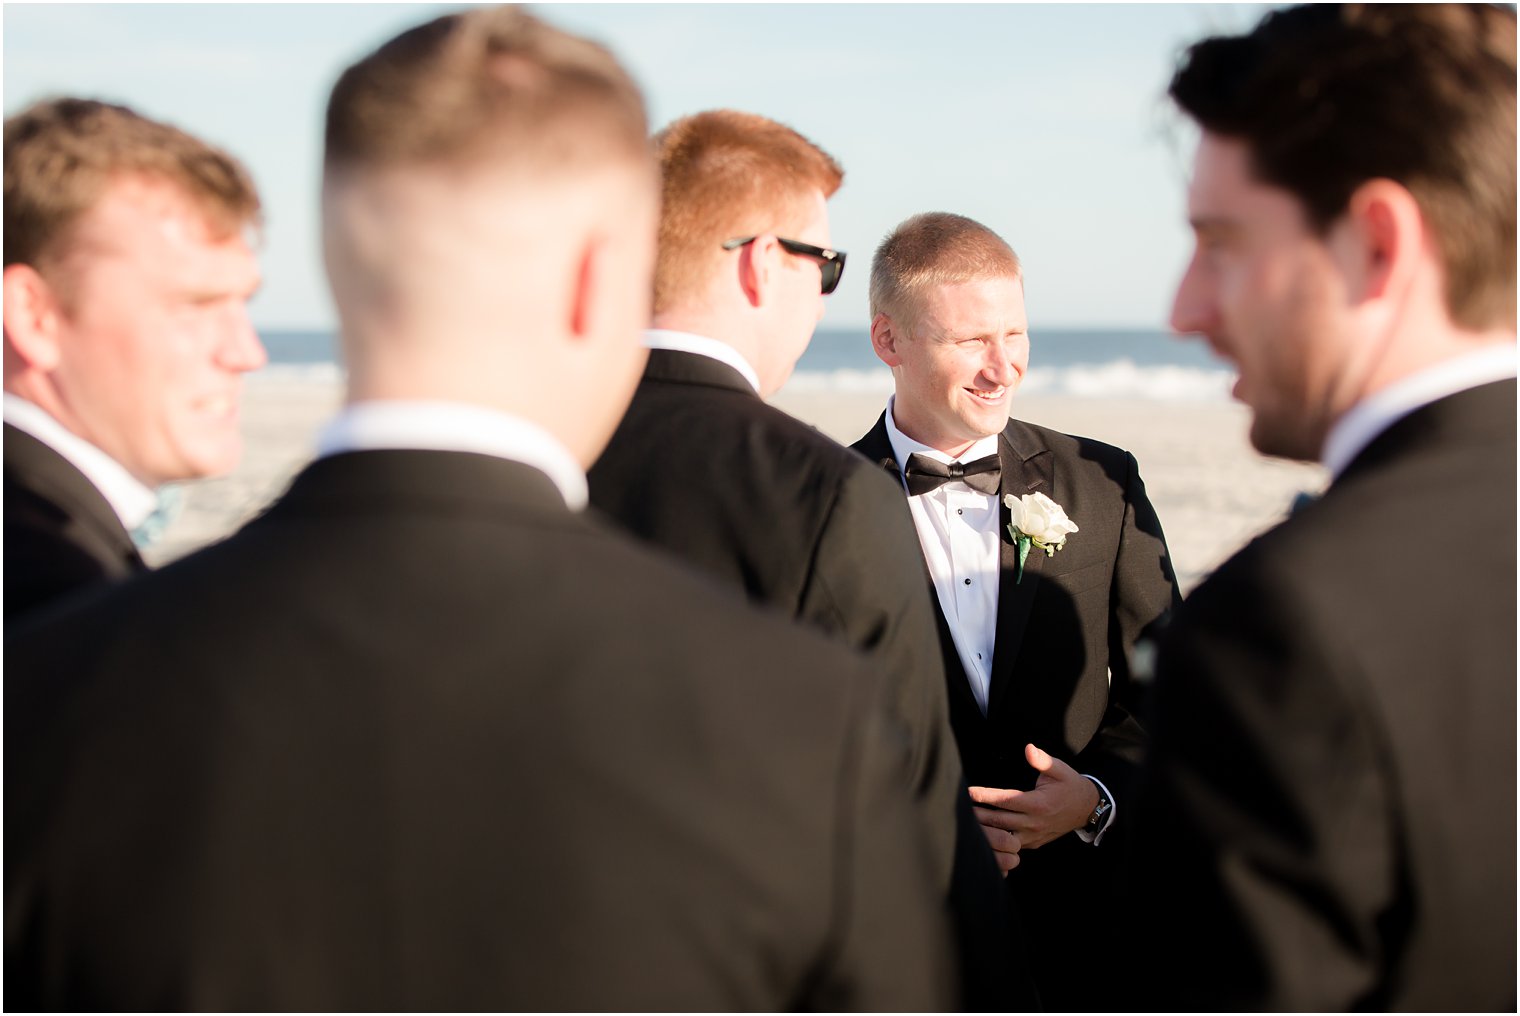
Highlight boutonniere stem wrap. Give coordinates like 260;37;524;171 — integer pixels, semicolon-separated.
1005;492;1079;584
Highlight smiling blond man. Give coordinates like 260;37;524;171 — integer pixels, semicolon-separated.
851;211;1180;1010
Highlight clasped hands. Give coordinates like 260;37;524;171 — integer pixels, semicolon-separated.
968;743;1099;875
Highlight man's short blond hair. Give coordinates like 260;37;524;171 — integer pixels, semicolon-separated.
324;7;648;175
870;213;1022;331
4;98;260;275
652;110;843;314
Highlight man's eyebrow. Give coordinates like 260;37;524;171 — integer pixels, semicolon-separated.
182;277;263;303
1187;215;1238;235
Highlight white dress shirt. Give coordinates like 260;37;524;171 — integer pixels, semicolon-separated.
2;393;157;531
1322;344;1518;478
316;400;588;510
643;328;762;394
885;398;1002;715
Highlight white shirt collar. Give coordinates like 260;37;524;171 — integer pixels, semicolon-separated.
2;393;158;529
883;395;1001;477
1322;345;1518;478
315;401;588;510
643;328;762;395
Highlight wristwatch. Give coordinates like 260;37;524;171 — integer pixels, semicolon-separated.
1083;781;1113;837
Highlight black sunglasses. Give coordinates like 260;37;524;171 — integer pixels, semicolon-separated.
722;236;847;295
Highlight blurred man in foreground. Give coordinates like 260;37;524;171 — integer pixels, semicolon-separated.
4;9;951;1009
3;99;266;617
1130;5;1516;1009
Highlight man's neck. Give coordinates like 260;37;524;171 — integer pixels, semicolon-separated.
886;396;993;460
885;396;999;464
651;310;766;387
644;323;766;395
1321;341;1516;477
342;353;607;468
1328;311;1515;427
318;399;590;509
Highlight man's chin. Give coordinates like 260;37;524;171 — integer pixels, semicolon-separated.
943;417;1004;450
179;442;244;483
968;404;1010;436
1247;415;1319;464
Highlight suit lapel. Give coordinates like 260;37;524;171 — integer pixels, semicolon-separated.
853;412;898;477
4;424;145;575
852;414;985;721
987;421;1054;717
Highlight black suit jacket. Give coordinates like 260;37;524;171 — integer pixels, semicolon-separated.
588;349;1024;1008
854;411;1180;1008
5;449;953;1010
4;423;146;619
590;351;963;861
853;413;1180;796
1130;379;1517;1010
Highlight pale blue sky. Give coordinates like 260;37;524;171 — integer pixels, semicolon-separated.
3;3;1267;330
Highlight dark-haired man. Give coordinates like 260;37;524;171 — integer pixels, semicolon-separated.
1130;5;1516;1009
4;10;952;1010
3;99;266;617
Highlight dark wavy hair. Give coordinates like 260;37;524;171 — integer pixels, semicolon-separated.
1170;4;1516;329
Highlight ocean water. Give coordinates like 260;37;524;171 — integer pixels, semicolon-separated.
255;327;1235;402
788;327;1233;401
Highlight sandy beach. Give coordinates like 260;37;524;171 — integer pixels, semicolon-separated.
148;371;1326;594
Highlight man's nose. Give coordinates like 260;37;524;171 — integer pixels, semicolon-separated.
1170;257;1217;336
218;308;268;373
981;338;1019;386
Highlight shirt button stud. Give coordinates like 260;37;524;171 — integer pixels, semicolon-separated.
963;578;971;585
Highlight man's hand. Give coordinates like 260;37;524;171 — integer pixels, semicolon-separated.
968;743;1100;851
977;819;1022;875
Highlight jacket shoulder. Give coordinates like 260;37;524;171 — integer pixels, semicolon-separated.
1005;418;1135;468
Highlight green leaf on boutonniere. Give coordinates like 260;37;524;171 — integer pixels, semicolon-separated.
1014;533;1032;584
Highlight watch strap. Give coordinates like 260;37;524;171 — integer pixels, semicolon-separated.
1083;777;1113;836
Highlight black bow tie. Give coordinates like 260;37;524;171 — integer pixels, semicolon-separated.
903;452;1001;496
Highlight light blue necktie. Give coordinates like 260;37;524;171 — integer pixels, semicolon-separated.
130;484;184;549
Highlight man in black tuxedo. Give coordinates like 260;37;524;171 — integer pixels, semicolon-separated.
3;99;266;618
586;111;1021;1007
4;10;953;1010
851;211;1180;1008
1127;5;1517;1010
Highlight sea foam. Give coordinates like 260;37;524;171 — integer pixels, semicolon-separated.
783;360;1233;402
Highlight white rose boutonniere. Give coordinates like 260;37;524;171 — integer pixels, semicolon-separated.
1005;491;1079;584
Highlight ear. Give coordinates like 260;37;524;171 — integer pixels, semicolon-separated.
1335;178;1426;308
2;264;65;371
870;312;905;368
735;234;775;310
567;232;609;342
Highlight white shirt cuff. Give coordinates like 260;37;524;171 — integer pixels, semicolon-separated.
1074;774;1116;846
